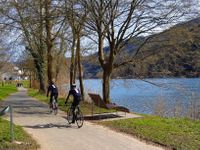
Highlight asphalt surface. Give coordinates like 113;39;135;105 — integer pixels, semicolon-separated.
2;88;164;150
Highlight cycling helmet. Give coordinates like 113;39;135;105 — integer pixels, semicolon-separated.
71;84;76;88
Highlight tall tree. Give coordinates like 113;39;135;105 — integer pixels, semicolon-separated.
65;0;87;100
0;0;47;92
44;0;68;83
44;0;53;82
0;0;69;92
82;0;192;103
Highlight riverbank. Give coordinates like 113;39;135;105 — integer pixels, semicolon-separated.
99;116;200;150
28;88;116;115
28;87;200;150
83;78;200;119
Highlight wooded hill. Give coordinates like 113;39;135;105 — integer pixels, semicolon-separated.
83;18;200;79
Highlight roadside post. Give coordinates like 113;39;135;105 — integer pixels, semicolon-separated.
91;101;94;117
9;105;14;142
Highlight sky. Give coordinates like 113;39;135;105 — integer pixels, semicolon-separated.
3;0;200;60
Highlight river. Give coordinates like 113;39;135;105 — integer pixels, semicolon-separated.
81;78;200;115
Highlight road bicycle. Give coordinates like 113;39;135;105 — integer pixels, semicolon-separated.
51;96;58;115
67;105;84;128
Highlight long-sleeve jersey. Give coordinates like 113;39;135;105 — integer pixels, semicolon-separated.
47;84;58;96
66;88;81;102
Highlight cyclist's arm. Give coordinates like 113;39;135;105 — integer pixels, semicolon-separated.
46;85;50;97
65;91;71;104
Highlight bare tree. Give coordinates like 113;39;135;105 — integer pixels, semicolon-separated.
0;0;47;92
54;32;69;81
0;0;70;92
64;0;87;100
44;0;68;82
82;0;192;103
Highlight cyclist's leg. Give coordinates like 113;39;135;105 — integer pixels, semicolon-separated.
54;94;58;103
72;100;79;123
49;94;53;108
54;94;58;108
71;105;76;123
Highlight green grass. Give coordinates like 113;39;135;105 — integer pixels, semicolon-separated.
0;118;39;150
99;116;200;150
21;80;29;88
0;84;39;150
27;88;200;149
28;88;115;115
0;84;17;101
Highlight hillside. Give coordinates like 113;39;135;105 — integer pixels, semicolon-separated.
83;18;200;78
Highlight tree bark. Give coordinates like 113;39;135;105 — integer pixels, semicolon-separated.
26;46;46;93
34;59;46;93
73;50;78;83
29;71;32;88
37;68;46;93
77;33;85;101
45;0;53;82
70;31;76;86
102;68;111;103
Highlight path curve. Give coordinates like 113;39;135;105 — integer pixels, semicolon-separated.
2;88;164;150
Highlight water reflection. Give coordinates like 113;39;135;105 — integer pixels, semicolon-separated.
83;78;200;116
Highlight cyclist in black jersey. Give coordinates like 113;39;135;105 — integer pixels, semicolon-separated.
47;80;58;109
65;84;81;123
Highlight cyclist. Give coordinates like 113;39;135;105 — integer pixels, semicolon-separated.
47;79;58;111
65;84;81;123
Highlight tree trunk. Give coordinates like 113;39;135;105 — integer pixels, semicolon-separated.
77;33;85;101
45;0;53;82
26;47;46;93
47;50;53;82
70;34;76;86
102;68;111;103
73;51;78;83
29;71;32;88
38;70;46;93
34;60;46;93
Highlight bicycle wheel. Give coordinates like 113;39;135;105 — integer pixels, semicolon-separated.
75;109;84;128
67;107;73;124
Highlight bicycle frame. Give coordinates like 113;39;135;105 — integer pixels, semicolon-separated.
67;105;84;128
51;96;58;115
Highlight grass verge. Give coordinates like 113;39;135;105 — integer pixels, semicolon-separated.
28;88;115;115
0;84;17;101
0;118;39;150
0;84;39;150
99;116;200;150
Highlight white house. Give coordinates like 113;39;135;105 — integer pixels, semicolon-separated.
0;63;22;81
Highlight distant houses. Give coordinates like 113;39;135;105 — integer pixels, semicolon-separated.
0;63;23;81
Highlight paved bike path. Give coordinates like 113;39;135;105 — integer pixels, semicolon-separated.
2;88;164;150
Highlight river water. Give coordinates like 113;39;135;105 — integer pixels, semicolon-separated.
81;78;200;115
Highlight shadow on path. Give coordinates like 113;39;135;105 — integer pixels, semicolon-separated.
84;114;122;120
24;123;78;129
15;111;50;115
4;100;47;108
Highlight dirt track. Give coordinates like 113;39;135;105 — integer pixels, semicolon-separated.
2;88;164;150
